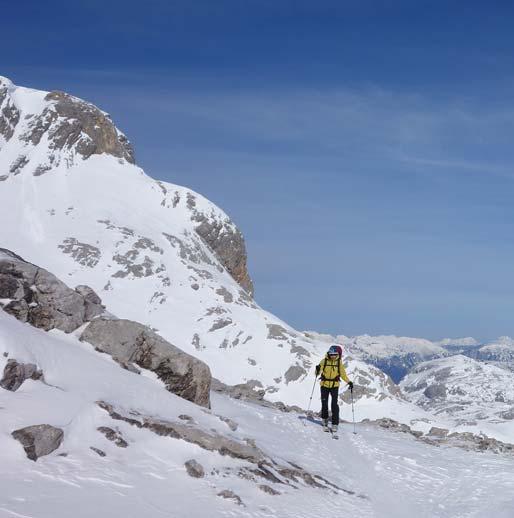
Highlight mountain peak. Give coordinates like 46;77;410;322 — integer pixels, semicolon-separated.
0;77;134;180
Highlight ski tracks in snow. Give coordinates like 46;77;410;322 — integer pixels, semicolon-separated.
350;423;514;518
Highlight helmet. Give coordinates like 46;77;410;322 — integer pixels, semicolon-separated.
328;345;341;356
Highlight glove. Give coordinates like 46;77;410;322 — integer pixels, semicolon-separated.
315;365;320;377
348;381;354;391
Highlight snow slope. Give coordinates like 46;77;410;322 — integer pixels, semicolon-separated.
2;310;514;518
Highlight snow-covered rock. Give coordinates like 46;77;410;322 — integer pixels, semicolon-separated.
0;247;104;332
81;317;212;407
11;424;64;461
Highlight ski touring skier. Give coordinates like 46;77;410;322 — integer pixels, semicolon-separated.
315;345;353;438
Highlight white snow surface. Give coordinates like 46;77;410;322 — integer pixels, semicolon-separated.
1;310;514;518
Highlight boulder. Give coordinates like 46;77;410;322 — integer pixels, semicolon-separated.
0;248;104;332
12;424;64;461
82;319;211;407
217;490;244;506
0;359;43;391
185;459;205;478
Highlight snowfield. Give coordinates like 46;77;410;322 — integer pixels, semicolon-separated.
1;311;514;518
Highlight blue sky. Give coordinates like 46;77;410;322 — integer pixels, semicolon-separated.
4;0;514;340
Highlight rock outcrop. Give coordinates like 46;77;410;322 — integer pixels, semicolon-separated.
0;248;104;332
194;216;253;296
12;424;64;461
98;401;351;497
82;319;211;407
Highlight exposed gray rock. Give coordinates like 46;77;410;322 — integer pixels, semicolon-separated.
178;414;196;423
75;285;104;320
217;490;244;506
0;359;43;391
98;401;350;496
428;427;449;438
192;333;202;350
0;248;104;332
97;426;128;448
22;90;134;164
82;318;211;407
209;318;233;332
90;447;106;457
133;237;163;254
364;418;423;439
75;285;102;305
12;424;64;461
216;287;233;303
423;384;447;400
284;365;306;384
97;401;263;463
364;417;514;455
259;484;281;495
33;164;52;177
163;232;213;266
0;86;20;142
217;415;239;432
267;324;293;341
185;459;205;478
58;238;101;268
112;250;155;278
191;209;253;296
9;155;28;175
211;378;266;403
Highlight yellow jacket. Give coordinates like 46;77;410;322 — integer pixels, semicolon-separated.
317;355;350;388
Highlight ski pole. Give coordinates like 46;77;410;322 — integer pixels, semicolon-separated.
307;376;318;413
350;385;357;435
302;376;318;427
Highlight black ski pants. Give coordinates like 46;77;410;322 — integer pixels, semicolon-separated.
320;386;340;425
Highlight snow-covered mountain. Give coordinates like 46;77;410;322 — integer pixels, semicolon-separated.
401;355;514;439
0;76;402;412
470;336;514;372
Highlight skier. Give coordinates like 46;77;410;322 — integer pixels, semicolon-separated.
315;345;353;434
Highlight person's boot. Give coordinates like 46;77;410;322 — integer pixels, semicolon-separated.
322;419;329;431
332;424;338;433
